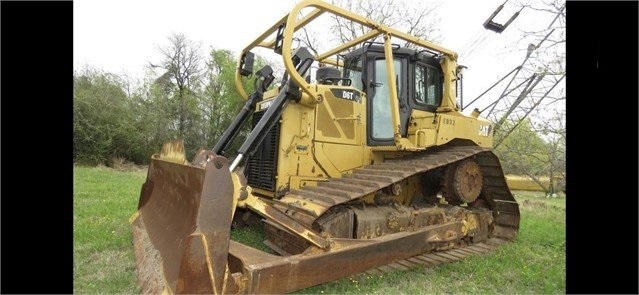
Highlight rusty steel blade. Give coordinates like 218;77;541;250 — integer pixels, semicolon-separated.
226;221;463;294
130;152;237;294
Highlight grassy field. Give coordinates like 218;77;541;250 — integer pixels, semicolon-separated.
73;165;146;294
73;166;565;294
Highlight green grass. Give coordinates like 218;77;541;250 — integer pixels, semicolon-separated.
73;165;146;294
74;166;565;294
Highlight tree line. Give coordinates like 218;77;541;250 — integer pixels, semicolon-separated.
74;33;266;165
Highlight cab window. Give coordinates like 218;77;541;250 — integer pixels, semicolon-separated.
414;64;441;107
345;58;364;91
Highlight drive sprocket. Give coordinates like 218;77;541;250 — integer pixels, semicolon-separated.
442;158;483;205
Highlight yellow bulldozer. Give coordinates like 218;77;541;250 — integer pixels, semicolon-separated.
129;0;520;293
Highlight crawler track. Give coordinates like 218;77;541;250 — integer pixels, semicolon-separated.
274;145;519;254
362;237;509;276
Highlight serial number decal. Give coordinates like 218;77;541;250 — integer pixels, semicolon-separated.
442;118;456;126
478;124;493;137
258;99;273;111
330;89;361;103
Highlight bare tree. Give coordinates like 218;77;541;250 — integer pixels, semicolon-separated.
516;0;565;52
296;0;443;55
331;0;442;46
150;33;204;138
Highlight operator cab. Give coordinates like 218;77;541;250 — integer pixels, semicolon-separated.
342;43;444;146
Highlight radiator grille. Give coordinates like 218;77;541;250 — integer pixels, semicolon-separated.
245;111;280;191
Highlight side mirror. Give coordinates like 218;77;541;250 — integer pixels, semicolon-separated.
456;65;467;79
240;51;255;77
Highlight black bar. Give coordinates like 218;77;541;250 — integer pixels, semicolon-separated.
237;84;290;156
212;91;261;155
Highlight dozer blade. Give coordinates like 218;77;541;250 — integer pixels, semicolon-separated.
130;142;239;294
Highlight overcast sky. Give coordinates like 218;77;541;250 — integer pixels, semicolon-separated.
73;0;557;110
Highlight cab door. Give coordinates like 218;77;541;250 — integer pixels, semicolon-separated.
366;54;409;146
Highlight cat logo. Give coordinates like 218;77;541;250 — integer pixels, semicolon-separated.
478;124;493;137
